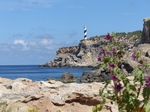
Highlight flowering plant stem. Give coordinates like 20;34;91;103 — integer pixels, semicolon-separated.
93;33;150;112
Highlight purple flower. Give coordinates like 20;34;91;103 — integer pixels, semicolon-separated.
97;54;103;62
110;63;116;69
104;33;111;41
118;55;123;59
118;62;123;66
144;74;149;78
124;41;127;44
111;75;118;81
145;68;149;71
101;48;107;56
144;82;150;87
109;50;113;54
132;51;136;60
146;77;150;83
144;74;150;87
118;39;123;42
115;83;123;92
113;46;117;52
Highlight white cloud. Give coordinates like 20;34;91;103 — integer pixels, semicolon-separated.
13;39;29;50
40;39;53;45
0;36;78;64
14;40;27;46
13;38;55;51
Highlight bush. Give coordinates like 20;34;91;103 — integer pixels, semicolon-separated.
93;33;150;112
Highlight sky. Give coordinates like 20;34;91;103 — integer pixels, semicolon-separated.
0;0;150;65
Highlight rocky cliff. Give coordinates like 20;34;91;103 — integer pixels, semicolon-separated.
44;32;141;68
44;17;150;68
45;38;105;68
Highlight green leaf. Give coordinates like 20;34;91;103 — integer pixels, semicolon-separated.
129;85;137;92
99;89;103;96
144;102;150;112
96;104;103;111
112;67;121;74
143;87;150;100
97;63;106;68
92;106;98;112
136;50;141;59
92;104;103;112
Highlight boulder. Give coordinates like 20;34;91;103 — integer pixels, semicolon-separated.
141;17;150;43
60;72;75;83
80;69;111;82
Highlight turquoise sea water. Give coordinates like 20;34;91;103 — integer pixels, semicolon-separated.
0;65;92;81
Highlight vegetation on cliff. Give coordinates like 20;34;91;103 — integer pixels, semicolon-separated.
90;30;142;40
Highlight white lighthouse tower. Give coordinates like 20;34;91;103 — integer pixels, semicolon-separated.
84;25;87;39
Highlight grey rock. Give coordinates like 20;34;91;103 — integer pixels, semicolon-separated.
80;69;111;82
141;17;150;43
60;72;75;83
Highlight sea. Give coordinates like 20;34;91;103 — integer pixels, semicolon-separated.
0;65;92;81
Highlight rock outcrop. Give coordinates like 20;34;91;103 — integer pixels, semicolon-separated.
45;38;103;68
60;72;75;83
0;76;144;112
80;69;111;82
0;77;103;112
135;17;150;46
44;37;136;68
43;30;142;68
43;17;150;68
141;17;150;43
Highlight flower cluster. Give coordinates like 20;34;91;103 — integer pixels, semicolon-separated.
132;51;136;60
104;33;111;40
144;74;150;87
115;83;123;92
111;75;118;81
109;63;116;69
97;54;103;62
93;33;150;112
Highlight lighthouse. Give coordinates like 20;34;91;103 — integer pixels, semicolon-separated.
84;25;87;39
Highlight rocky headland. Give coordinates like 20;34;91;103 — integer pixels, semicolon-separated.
43;30;141;68
41;17;150;83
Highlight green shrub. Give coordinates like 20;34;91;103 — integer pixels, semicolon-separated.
93;33;150;112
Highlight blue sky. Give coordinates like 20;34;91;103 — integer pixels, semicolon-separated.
0;0;149;65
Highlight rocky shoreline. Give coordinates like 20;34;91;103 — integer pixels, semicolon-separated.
0;77;103;112
0;76;138;112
